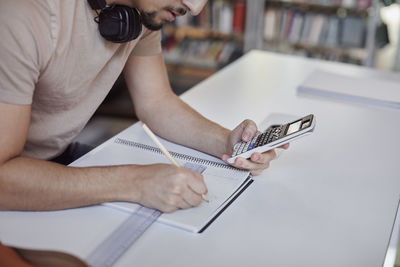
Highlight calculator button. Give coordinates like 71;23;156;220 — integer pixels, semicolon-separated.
234;143;241;150
255;135;263;147
238;143;246;153
243;142;250;152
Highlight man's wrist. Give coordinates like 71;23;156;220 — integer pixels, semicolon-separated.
107;165;142;204
215;127;231;158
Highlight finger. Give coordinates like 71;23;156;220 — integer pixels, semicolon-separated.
279;143;290;149
221;154;230;162
182;186;203;207
186;172;208;195
222;154;261;169
232;155;272;172
240;120;258;142
250;150;276;164
223;153;274;173
159;203;178;213
177;197;193;209
164;194;191;211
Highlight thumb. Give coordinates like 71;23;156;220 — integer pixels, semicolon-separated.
233;120;258;142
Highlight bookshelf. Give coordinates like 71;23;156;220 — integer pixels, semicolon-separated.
162;0;247;91
163;0;384;91
243;0;381;66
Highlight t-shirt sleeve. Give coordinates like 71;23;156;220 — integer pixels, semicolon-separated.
131;28;162;56
0;2;41;105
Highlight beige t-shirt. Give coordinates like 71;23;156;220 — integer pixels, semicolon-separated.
0;0;162;159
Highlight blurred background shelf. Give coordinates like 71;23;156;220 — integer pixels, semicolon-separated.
162;0;247;91
245;0;381;66
264;0;371;15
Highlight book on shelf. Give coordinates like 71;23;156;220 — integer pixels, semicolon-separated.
262;7;367;51
300;13;314;43
342;0;372;9
283;9;295;40
325;16;340;47
341;0;357;8
340;16;365;48
232;0;246;34
288;11;304;43
264;8;277;40
219;2;234;34
356;0;372;9
308;14;326;45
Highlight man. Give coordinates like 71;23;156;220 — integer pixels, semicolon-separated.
0;0;288;213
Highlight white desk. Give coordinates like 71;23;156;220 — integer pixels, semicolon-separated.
1;51;400;267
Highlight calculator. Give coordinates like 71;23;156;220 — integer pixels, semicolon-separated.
227;114;315;164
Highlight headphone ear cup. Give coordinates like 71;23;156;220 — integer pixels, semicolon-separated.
98;5;142;43
126;8;142;42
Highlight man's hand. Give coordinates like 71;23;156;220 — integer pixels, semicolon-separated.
221;120;289;175
132;164;208;213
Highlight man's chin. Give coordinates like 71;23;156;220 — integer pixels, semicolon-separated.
141;18;164;31
143;23;163;31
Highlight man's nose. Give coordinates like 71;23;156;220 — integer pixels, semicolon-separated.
182;0;208;16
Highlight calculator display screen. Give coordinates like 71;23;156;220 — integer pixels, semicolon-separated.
286;120;302;135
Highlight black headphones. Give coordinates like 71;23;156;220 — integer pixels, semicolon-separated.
87;0;142;43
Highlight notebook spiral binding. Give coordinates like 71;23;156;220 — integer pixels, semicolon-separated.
115;138;237;170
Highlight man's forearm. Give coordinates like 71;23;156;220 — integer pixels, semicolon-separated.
137;92;230;158
124;53;230;158
0;157;140;210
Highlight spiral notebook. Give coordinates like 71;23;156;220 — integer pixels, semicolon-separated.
71;127;252;233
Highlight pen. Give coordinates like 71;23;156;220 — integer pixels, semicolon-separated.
141;123;209;202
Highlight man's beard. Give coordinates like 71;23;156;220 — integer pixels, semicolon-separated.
141;11;163;31
141;7;187;31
